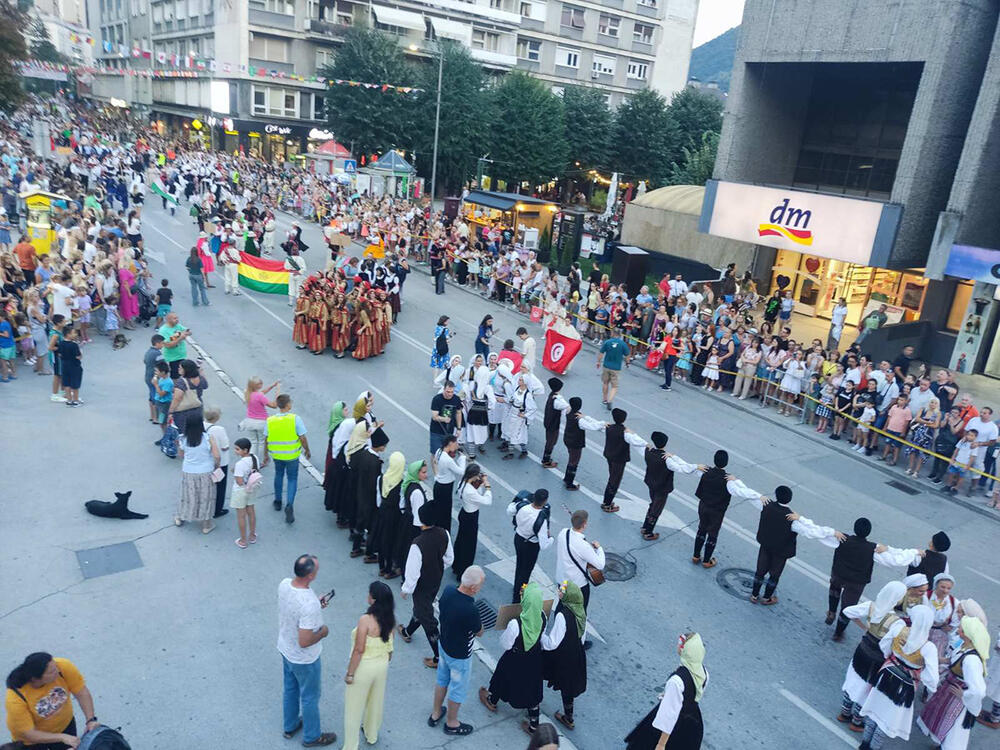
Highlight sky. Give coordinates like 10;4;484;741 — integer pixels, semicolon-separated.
692;0;746;47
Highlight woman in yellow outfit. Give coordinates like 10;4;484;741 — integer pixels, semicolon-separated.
342;580;395;750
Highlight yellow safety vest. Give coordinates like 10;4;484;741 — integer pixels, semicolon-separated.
267;413;302;460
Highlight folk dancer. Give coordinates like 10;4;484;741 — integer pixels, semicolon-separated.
837;581;907;732
692;451;733;569
541;581;588;731
641;432;701;540
501;374;537;460
906;531;951;580
978;622;1000;728
322;401;354;517
487;354;505;442
398;503;454;669
600;408;648;513
464;367;495;456
897;573;930;624
925;573;959;680
219;235;241;295
541;377;569;468
292;293;309;349
625;632;707;749
431;436;467;534
451;463;492;580
396;460;429;581
376;451;405;580
508;489;553;603
554;509;605;648
349;427;388;562
858;604;939;749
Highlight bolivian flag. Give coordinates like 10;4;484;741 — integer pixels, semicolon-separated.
238;252;289;294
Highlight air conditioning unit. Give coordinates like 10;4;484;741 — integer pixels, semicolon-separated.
591;70;600;78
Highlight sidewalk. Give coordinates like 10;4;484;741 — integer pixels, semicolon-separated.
407;257;1000;523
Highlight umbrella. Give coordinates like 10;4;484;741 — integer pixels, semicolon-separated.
603;172;618;218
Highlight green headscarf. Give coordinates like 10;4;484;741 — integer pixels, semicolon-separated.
327;401;346;437
679;632;707;702
519;582;543;651
559;582;587;640
401;460;426;496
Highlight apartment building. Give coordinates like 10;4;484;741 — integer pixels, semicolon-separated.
83;0;696;160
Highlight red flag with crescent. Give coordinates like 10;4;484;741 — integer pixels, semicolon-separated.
543;329;582;375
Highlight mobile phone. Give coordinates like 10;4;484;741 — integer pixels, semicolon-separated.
321;588;335;604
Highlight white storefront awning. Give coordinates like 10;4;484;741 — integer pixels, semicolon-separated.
371;5;426;31
430;16;472;45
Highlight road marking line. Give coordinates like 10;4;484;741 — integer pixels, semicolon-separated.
777;687;856;746
967;566;1000;586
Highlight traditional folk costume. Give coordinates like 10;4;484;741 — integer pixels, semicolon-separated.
540;377;568;467
896;573;930;626
561;398;587;490
292;294;309;349
859;604;939;747
488;355;507;441
430;447;466;534
464;367;495;455
600;409;647;512
692;451;732;568
400;511;454;663
396;461;428;577
451;473;492;580
323;403;355;518
352;304;375;361
980;621;1000;728
434;355;465;394
926;573;960;679
641;432;699;540
376;452;405;579
306;292;328;355
481;582;547;734
905;531;951;582
625;633;707;749
350;427;388;560
328;294;350;357
839;581;907;731
918;616;989;750
343;419;371;531
501;378;537;460
542;582;588;731
508;490;552;603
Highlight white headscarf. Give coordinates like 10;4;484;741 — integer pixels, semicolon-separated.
872;580;906;621
902;604;934;654
474;364;493;398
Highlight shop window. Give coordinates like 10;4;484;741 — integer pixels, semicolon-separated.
947;281;975;332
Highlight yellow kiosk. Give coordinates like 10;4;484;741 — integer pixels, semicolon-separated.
20;190;70;255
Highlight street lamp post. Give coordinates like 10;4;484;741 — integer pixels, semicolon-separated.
429;45;444;205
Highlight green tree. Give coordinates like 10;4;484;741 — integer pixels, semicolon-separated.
611;88;673;185
668;130;719;186
412;42;489;197
488;72;568;190
664;87;723;166
29;15;65;63
561;85;611;173
322;27;417;159
0;0;27;113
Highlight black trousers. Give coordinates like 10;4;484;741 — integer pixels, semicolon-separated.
693;512;723;562
513;534;540;603
829;575;866;634
642;488;669;533
432;481;454;534
752;547;789;598
214;464;229;515
563;446;583;487
604;460;626;505
403;588;440;658
452;508;479;578
542;425;560;463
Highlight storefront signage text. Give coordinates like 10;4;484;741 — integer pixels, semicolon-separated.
700;180;899;266
265;124;292;135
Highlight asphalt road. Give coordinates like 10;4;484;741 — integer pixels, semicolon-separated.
2;197;998;750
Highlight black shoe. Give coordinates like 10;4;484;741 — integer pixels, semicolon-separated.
583;641;594;651
829;434;840;440
285;506;294;523
443;722;474;736
931;477;942;484
214;509;230;518
154;439;162;446
927;474;938;481
274;500;282;511
659;384;669;390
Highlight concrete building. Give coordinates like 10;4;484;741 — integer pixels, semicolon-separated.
82;0;697;160
698;0;1000;372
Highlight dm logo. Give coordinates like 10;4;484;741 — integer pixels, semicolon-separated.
758;198;814;246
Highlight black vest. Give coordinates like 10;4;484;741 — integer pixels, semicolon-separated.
603;424;629;463
413;526;449;595
643;447;674;494
694;468;731;515
756;502;797;558
906;549;948;581
403;483;422;515
543;392;561;429
563;413;586;449
831;535;877;584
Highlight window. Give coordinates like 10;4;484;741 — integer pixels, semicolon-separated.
520;1;531;16
560;5;584;29
551;86;564;97
489;0;504;7
315;48;335;69
249;35;289;62
472;29;500;51
519;0;545;19
637;0;656;6
633;23;654;44
598;14;619;37
627;60;647;79
312;92;326;120
592;54;615;75
375;22;406;35
252;85;299;117
516;37;541;61
556;46;579;68
263;0;294;14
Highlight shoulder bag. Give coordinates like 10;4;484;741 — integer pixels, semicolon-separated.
174;377;202;411
565;529;605;586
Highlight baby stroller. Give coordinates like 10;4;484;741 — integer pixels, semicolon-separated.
136;288;157;327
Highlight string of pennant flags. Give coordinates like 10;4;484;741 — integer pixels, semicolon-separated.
16;59;422;92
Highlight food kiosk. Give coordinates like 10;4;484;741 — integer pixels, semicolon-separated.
20;190;71;255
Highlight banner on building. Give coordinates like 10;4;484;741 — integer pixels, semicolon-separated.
944;244;1000;285
238;252;289;294
542;329;582;375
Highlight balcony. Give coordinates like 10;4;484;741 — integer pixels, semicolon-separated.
304;18;352;38
249;58;295;74
469;48;517;69
249;8;297;29
519;18;544;31
559;24;584;41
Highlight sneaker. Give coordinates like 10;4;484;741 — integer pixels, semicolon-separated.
50;394;66;402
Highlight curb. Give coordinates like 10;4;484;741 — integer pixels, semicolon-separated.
408;260;1000;524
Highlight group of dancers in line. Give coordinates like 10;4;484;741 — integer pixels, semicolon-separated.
291;263;401;360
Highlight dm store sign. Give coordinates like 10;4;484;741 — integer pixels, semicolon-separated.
700;181;899;266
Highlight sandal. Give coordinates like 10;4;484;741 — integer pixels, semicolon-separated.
443;722;474;736
427;711;444;727
248;533;257;544
642;531;660;541
701;558;717;569
202;523;216;534
554;711;575;730
235;538;248;549
478;686;497;713
397;624;411;643
173;517;183;526
601;503;620;513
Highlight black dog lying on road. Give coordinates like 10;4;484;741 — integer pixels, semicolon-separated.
85;491;149;520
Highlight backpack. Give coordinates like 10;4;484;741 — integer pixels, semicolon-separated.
160;422;179;459
510;490;534;528
435;331;448;357
78;725;132;750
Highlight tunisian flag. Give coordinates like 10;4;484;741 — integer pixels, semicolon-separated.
543;329;583;375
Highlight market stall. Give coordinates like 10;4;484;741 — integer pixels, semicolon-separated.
460;190;558;250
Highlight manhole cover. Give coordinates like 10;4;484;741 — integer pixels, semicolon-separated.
886;480;921;496
602;552;636;582
716;567;756;600
76;541;143;579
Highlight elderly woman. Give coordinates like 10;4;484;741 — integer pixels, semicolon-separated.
5;652;100;749
174;417;221;534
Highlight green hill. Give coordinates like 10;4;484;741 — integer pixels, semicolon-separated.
688;26;739;93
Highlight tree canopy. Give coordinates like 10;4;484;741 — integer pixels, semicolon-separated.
561;85;611;174
611;89;674;184
0;1;27;114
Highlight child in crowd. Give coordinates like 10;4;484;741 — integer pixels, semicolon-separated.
802;373;821;425
854;400;876;453
879;395;913;466
815;378;835;433
103;293;120;342
15;313;34;366
0;311;16;381
943;428;979;495
231;437;259;549
58;326;83;406
152;361;174;439
703;345;720;391
155;279;173;327
830;379;855;441
74;286;92;343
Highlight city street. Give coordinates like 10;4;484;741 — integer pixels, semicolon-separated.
2;197;998;750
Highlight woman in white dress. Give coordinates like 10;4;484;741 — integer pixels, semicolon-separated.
778;350;807;416
501;375;536;460
859;604;939;747
434;354;465;394
464;365;496;456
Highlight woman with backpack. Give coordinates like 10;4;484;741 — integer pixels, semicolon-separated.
5;652;99;748
430;315;452;384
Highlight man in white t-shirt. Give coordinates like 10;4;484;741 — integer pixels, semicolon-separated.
277;555;337;746
907;377;934;416
49;274;76;319
965;407;998;489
